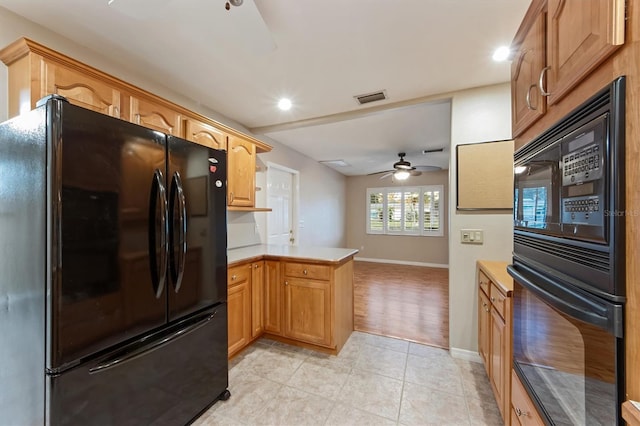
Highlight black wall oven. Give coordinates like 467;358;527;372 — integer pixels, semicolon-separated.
509;77;625;425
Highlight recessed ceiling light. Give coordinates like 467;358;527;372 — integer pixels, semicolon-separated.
278;98;292;111
492;46;510;62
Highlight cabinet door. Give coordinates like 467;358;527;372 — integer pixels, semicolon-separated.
490;308;507;421
227;266;251;357
44;62;122;118
284;278;331;347
511;12;546;138
264;260;282;335
546;0;625;105
184;119;227;150
130;96;182;136
227;135;256;207
478;289;491;373
251;261;265;338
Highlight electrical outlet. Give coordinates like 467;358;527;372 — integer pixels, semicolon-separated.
461;229;484;244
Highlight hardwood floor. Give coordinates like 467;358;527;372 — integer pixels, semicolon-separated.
353;261;449;348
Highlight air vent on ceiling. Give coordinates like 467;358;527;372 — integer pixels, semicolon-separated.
320;160;350;167
354;90;387;105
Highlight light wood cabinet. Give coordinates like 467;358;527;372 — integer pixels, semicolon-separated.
478;285;491;371
477;261;513;426
227;264;251;358
251;261;265;338
44;62;122;118
227;135;257;208
184;119;227;150
264;260;282;335
510;0;625;137
130;95;181;136
511;370;544;426
546;0;625;105
511;11;546;137
0;37;273;211
284;277;332;347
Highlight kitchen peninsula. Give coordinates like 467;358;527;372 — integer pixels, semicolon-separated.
227;245;358;358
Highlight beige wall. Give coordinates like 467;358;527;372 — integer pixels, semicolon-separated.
345;171;449;266
0;7;347;250
448;83;513;358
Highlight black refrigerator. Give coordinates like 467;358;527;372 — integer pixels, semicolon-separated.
0;96;229;425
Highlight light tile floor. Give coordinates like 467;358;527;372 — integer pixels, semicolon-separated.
193;332;502;426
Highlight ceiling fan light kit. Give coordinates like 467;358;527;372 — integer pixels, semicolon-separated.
368;151;443;180
393;170;410;180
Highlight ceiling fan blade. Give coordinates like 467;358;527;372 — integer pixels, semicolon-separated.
422;147;445;153
414;165;442;172
379;172;394;179
409;170;422;176
367;170;393;176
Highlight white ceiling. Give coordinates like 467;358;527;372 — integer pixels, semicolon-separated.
0;0;530;176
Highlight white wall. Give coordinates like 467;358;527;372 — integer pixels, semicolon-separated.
0;7;347;250
448;83;514;355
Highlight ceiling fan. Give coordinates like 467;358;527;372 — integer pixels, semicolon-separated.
369;150;443;180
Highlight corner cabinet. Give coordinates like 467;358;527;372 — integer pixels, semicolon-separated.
510;0;625;138
0;37;273;210
477;261;513;426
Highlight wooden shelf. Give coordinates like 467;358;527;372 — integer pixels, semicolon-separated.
227;206;272;212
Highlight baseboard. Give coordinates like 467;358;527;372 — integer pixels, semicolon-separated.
355;257;448;269
449;347;483;363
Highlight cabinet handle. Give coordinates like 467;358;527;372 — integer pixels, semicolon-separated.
254;264;260;269
113;106;120;117
229;192;234;202
539;66;551;97
231;274;237;281
525;84;537;111
135;113;141;124
284;281;289;286
303;269;308;275
491;296;495;302
515;407;523;417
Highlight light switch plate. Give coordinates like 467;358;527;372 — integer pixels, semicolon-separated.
461;229;484;244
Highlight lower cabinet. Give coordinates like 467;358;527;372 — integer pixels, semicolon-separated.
511;370;544;426
228;257;354;357
227;264;251;357
477;261;513;426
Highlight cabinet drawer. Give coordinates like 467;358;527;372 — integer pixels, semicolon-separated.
284;262;331;281
511;370;544;425
478;270;490;296
228;264;251;286
490;283;507;319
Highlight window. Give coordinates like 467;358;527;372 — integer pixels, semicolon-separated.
367;186;444;236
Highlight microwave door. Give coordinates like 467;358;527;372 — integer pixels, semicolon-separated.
515;152;561;235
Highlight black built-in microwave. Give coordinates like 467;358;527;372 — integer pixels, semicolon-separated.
513;77;625;301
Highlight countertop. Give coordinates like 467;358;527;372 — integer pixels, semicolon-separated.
228;244;359;266
477;260;514;294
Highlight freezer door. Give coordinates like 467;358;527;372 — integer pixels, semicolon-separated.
49;102;168;371
47;305;229;426
167;136;227;322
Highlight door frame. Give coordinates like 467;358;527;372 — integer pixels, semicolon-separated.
266;162;300;246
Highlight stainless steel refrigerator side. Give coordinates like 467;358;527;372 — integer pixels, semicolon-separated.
0;107;47;425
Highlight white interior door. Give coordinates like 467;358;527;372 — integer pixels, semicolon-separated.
267;165;297;245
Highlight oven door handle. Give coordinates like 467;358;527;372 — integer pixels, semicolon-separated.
507;264;623;338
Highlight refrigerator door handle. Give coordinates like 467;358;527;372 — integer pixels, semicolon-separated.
169;171;187;292
149;169;168;299
88;312;216;374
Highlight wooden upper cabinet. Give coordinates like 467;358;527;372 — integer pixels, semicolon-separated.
44;62;122;118
546;0;625;105
227;135;257;207
130;96;181;136
184;119;227;150
511;11;546;138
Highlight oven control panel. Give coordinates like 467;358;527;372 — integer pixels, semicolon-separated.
562;143;603;186
562;195;603;226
